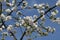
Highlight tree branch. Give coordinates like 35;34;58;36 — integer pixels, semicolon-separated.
17;0;24;6
0;2;17;40
34;5;57;23
9;31;17;40
7;0;24;16
19;5;57;40
20;29;26;40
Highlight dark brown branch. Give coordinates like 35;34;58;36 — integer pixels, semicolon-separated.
2;20;17;40
20;29;26;40
9;31;17;40
34;5;57;23
20;23;32;40
17;0;24;6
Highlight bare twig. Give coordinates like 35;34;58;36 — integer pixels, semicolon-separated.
9;31;17;40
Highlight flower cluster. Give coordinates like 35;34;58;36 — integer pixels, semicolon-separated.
21;1;28;9
56;0;60;7
0;0;60;40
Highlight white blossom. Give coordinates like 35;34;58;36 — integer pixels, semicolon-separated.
51;12;56;16
0;28;2;31
2;25;5;29
33;4;39;8
16;11;22;15
33;15;38;20
27;26;30;29
23;1;28;5
6;3;14;7
41;15;45;20
5;16;12;21
47;26;52;32
2;32;8;36
7;25;13;31
37;9;45;15
19;19;25;26
50;28;55;33
55;17;60;24
15;22;20;27
38;3;45;9
51;10;58;16
6;0;16;7
12;0;16;4
33;23;38;28
5;9;11;13
1;14;6;20
56;0;60;6
21;1;28;9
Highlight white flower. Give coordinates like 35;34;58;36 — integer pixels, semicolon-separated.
27;26;30;29
33;4;38;8
45;3;49;9
5;9;11;13
33;15;37;20
24;16;32;21
56;0;60;6
5;16;12;21
21;1;28;9
55;17;60;24
6;3;14;7
51;12;56;16
19;19;25;26
1;14;6;19
23;1;28;6
40;10;45;14
53;28;55;31
2;32;8;36
47;26;51;32
51;10;58;16
41;15;45;20
0;28;2;31
7;25;13;31
50;28;55;33
6;0;16;7
16;11;22;15
2;25;5;29
38;3;45;9
33;23;38;28
15;22;20;27
37;9;45;15
12;0;16;4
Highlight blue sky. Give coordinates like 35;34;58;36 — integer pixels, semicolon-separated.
0;0;60;40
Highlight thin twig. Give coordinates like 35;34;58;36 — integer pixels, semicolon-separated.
34;5;57;23
0;2;17;40
7;0;24;16
20;29;26;40
9;31;17;40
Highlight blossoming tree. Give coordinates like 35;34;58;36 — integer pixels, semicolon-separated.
0;0;60;40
